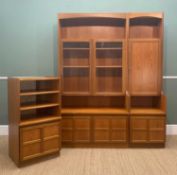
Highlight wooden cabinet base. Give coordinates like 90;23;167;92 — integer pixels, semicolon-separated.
17;152;60;167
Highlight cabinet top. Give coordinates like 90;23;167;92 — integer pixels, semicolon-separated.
58;13;163;20
9;76;60;81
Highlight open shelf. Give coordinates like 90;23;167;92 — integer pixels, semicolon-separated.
130;108;165;115
20;90;59;96
130;96;165;115
60;17;126;39
20;115;61;126
20;103;59;111
20;79;59;93
62;96;126;108
62;108;128;115
129;17;162;39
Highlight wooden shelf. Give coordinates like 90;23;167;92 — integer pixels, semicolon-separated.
20;116;61;126
62;108;128;115
96;48;122;50
20;103;59;111
63;48;89;50
96;66;122;68
130;108;165;115
20;90;60;96
94;92;124;96
63;66;89;68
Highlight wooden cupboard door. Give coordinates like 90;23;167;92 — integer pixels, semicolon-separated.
130;118;148;143
110;118;128;143
20;126;42;161
43;122;60;138
20;121;61;161
93;118;110;142
43;138;60;153
73;117;91;143
62;117;73;142
129;40;160;95
42;122;61;153
130;116;165;144
149;117;165;143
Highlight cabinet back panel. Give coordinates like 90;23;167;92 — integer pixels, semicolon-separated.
61;18;125;39
62;96;125;108
129;18;161;38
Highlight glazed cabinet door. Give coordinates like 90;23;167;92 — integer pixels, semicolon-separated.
129;40;161;95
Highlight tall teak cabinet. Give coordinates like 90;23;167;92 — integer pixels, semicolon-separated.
58;13;166;147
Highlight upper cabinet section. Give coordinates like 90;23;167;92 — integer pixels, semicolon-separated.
129;13;163;39
58;14;126;40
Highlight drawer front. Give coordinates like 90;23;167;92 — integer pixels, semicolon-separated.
21;142;41;161
43;122;60;139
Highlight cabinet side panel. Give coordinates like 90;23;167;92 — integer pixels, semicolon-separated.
8;79;20;165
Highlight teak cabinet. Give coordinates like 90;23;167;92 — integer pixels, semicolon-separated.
8;77;61;166
58;13;166;148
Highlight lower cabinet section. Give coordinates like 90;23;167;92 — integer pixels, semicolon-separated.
20;121;61;161
62;115;128;146
130;116;165;144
